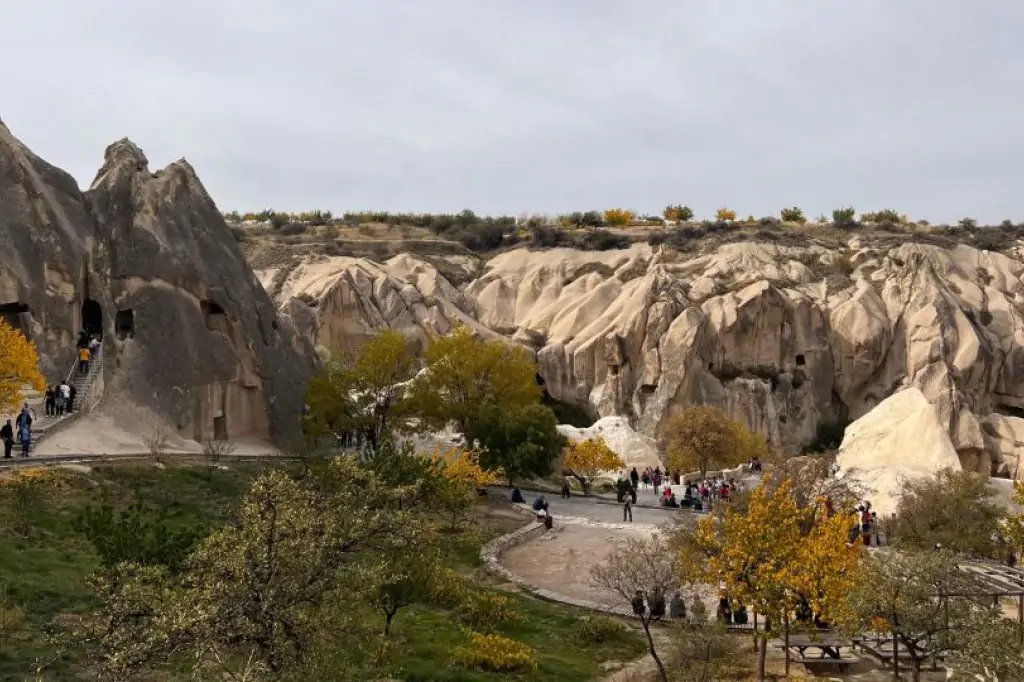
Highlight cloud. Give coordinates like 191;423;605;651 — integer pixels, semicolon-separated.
2;0;1023;222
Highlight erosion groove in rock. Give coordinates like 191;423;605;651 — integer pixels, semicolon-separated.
0;122;313;443
260;237;1024;478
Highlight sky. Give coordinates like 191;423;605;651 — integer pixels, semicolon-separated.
2;1;1023;224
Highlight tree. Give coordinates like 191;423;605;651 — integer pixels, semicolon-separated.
603;208;634;226
892;468;1003;558
669;618;738;682
0;468;71;538
779;207;806;224
408;326;540;439
563;437;625;492
367;544;440;636
590;534;677;682
715;207;736;222
846;549;1022;682
663;406;763;479
663;205;694;222
787;508;862;627
304;330;418;452
91;458;426;679
691;481;805;681
760;450;866;521
959;217;978;230
0;317;45;413
832;206;857;227
469;403;564;485
428;447;502;527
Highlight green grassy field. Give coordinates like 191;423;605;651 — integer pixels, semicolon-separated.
0;461;644;681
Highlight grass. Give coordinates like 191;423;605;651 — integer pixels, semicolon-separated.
0;462;644;681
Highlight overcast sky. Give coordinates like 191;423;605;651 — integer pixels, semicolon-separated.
3;1;1022;223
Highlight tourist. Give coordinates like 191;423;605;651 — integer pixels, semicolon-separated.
622;496;633;523
78;345;91;376
716;596;732;624
672;469;681;485
649;589;666;619
18;421;31;457
15;404;32;432
560;473;571;499
629;466;639;491
0;419;12;459
732;604;749;625
510;487;525;504
532;495;548;514
68;383;77;413
641;468;651;490
44;385;55;416
89;334;101;354
56;382;70;416
669;592;686;620
543;512;553;530
631;590;645;617
652;470;662;495
76;330;89;349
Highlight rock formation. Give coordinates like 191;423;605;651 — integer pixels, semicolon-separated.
259;237;1024;478
0;121;312;444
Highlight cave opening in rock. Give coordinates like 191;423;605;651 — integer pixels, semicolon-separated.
115;309;135;340
995;403;1024;419
213;415;228;441
81;298;103;337
795;354;806;366
201;299;228;333
0;302;29;334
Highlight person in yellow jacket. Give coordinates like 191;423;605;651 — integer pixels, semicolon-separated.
78;346;91;375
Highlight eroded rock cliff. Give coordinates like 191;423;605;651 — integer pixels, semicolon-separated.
259;238;1024;476
0;122;312;443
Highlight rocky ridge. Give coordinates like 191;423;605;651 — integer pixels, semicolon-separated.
0;121;312;444
258;238;1024;480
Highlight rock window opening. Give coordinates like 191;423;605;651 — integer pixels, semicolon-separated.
707;362;714;372
271;320;279;330
81;298;103;337
0;302;29;334
795;354;806;366
115;309;135;340
609;364;620;376
201;299;229;334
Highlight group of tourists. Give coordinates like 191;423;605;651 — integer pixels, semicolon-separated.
1;404;34;458
852;500;882;546
76;331;100;376
44;381;75;417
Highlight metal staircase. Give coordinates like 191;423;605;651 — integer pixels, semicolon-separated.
23;348;103;453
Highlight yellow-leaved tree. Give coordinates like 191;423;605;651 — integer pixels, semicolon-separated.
686;481;863;681
715;207;737;222
0;318;45;414
563;437;625;490
429;446;502;527
603;208;634;227
663;406;765;479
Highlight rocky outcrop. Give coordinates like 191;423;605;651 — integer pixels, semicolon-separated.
836;388;962;515
0;122;312;443
260;236;1024;476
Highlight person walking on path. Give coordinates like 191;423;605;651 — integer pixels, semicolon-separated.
629;466;639;491
560;474;572;499
622;496;633;522
18;422;31;457
0;419;13;459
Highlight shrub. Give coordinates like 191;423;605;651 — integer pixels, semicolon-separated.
277;222;307;236
457;592;521;631
715;207;737;222
959;217;978;230
1001;219;1016;229
426;567;468;609
269;213;288;229
573;615;628;644
832;206;857;227
663;205;694;222
357;224;373;236
530;224;567;248
862;208;905;225
780;207;806;223
758;216;780;228
451;630;538;673
578;229;630;251
603;208;634;226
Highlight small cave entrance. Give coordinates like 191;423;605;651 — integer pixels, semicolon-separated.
201;299;229;334
82;298;103;337
213;415;228;441
0;302;29;334
795;354;806;366
115;309;135;340
994;403;1024;419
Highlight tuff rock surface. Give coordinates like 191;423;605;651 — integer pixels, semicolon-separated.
0;122;312;443
260;238;1024;477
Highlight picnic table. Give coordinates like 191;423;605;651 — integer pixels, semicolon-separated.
774;634;858;672
851;636;945;669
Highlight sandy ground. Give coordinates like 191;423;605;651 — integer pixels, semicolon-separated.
501;525;656;603
32;410;280;457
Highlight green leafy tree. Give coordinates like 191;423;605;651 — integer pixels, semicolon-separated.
846;549;1023;682
408;326;541;439
779;207;806;223
663;205;694;222
892;468;1003;558
832;206;857;227
467;403;564;484
304;330;418;452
